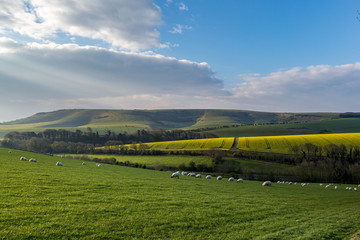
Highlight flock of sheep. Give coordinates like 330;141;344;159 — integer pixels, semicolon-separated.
170;170;360;189
170;170;257;184
12;150;360;190
276;180;360;191
17;152;101;168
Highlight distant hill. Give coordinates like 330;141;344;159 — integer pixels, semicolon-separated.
0;109;341;138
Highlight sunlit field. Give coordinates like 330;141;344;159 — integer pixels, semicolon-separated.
1;147;360;239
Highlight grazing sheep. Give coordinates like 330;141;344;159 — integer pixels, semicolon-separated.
334;186;338;190
171;171;180;179
346;187;349;190
325;185;330;189
262;181;271;187
354;188;358;191
288;182;293;185
301;183;307;187
82;162;87;165
195;174;202;178
206;175;212;179
320;183;323;186
56;161;63;166
20;156;27;161
358;184;360;188
188;173;196;177
217;176;222;180
181;171;188;176
29;158;37;162
8;150;12;153
228;177;234;182
96;163;102;167
237;178;244;183
349;187;352;191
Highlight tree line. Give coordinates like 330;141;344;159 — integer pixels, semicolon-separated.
1;128;217;153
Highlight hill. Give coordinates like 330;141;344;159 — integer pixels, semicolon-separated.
1;147;360;239
0;109;340;138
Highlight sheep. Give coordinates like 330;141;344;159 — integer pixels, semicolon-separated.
181;171;188;176
262;181;271;187
346;187;349;190
29;158;37;162
325;185;330;189
96;163;102;167
354;188;358;191
217;176;222;180
8;150;12;153
206;175;212;179
349;187;352;191
301;183;307;187
20;156;27;161
56;161;63;166
334;186;338;190
82;162;87;165
237;178;244;183
187;173;196;177
195;174;202;178
288;182;293;185
171;171;180;179
319;183;323;186
358;184;360;188
228;177;234;182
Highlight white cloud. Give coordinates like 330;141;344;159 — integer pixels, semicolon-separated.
169;24;192;34
0;0;163;50
179;2;188;11
231;63;360;112
0;38;228;121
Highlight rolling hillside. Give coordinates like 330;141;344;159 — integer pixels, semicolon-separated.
0;109;340;138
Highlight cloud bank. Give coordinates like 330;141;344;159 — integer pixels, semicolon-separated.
0;0;163;50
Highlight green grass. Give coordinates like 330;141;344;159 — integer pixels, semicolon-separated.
209;118;360;137
1;147;360;239
65;154;212;168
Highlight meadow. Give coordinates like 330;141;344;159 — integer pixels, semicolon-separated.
1;147;360;239
102;137;235;151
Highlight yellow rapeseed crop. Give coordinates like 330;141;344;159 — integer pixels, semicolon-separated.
236;133;360;153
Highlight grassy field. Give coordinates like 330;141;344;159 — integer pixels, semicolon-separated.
65;154;213;168
236;133;360;154
0;109;339;138
102;137;235;151
208;118;360;137
1;147;360;239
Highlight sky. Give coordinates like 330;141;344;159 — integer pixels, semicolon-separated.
0;0;360;122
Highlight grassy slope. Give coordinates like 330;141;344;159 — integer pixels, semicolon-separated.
0;109;339;138
1;147;360;239
208;118;360;137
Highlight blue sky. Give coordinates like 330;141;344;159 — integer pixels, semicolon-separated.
0;0;360;122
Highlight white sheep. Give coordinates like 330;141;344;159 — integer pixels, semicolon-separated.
29;158;37;162
20;156;27;161
349;187;352;191
237;178;244;183
301;183;307;187
288;182;293;185
206;175;212;179
346;187;349;190
320;183;323;186
334;186;338;189
181;171;188;176
228;177;234;182
82;162;87;165
171;171;180;179
96;163;102;167
262;181;271;187
56;161;63;166
325;185;330;189
354;188;358;191
217;176;222;180
195;174;202;178
358;184;360;188
187;173;196;177
8;150;12;153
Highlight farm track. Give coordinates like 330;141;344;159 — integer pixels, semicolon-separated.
230;137;238;150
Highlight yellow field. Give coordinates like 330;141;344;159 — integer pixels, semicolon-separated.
236;133;360;153
101;138;235;151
